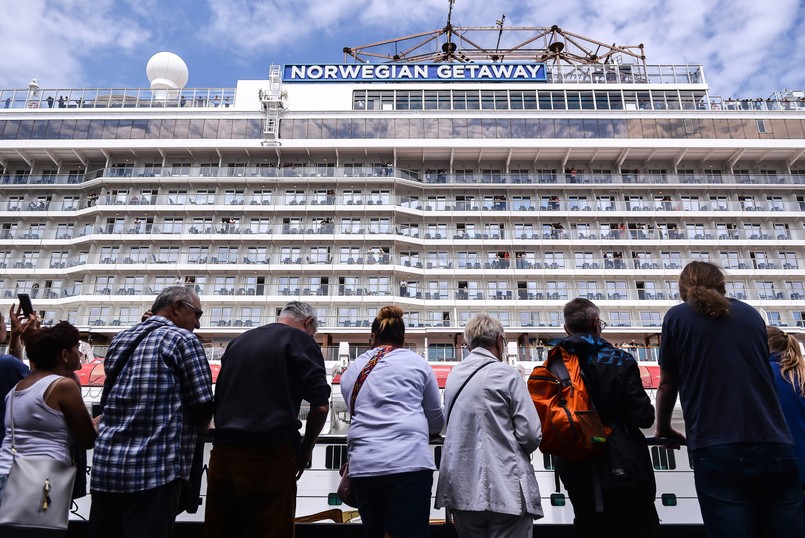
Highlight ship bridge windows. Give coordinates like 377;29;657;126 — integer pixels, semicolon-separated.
510;91;537;110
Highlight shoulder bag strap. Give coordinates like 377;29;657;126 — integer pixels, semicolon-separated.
99;324;162;411
348;345;394;417
8;382;16;454
446;361;494;424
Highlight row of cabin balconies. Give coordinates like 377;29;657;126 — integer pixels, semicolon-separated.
18;305;805;334
3;251;804;273
1;223;803;242
5;282;803;304
2;192;805;214
3;167;805;187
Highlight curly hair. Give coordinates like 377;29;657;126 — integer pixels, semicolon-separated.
678;261;731;318
24;321;80;370
371;305;405;347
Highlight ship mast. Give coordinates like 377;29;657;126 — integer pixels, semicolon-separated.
342;1;646;68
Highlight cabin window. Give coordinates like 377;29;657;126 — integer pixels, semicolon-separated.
324;445;349;469
650;446;677;470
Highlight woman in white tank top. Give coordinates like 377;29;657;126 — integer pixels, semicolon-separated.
0;320;98;501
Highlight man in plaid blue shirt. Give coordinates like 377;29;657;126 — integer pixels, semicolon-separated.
88;286;213;538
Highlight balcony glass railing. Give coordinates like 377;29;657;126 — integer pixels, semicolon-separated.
2;167;805;186
4;283;802;304
0;88;236;110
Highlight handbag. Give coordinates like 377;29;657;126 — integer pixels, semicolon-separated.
0;382;77;531
337;462;356;507
337;346;395;507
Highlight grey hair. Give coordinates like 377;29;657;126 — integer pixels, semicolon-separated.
151;286;198;313
279;301;317;323
464;314;505;349
563;298;600;334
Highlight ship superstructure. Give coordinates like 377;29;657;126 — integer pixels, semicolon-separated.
0;22;803;362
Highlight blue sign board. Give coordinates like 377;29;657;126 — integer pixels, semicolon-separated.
282;63;547;83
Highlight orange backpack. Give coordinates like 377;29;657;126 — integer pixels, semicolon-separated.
528;346;612;461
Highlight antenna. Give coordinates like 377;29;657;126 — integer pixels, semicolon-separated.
446;0;455;27
493;14;506;62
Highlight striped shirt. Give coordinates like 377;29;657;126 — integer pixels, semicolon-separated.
91;316;213;493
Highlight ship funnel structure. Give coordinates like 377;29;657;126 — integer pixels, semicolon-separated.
146;52;189;100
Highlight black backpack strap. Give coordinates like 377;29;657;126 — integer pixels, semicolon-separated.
446;361;494;424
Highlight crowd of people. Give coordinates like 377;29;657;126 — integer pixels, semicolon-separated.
0;261;803;537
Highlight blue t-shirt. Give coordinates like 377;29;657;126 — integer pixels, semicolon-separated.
769;353;805;483
659;299;792;450
0;354;30;442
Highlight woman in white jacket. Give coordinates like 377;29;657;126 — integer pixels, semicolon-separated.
435;314;543;537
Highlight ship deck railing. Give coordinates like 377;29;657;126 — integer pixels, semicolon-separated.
3;167;805;186
0;88;236;110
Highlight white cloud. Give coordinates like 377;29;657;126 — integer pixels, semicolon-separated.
0;0;151;88
0;0;801;96
199;0;804;96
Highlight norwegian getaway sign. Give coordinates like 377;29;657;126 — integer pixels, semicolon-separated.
282;63;547;83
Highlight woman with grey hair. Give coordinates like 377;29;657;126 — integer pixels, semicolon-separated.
435;314;543;537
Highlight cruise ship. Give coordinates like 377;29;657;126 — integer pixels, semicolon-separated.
1;13;803;531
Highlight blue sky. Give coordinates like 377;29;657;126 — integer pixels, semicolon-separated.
1;0;803;98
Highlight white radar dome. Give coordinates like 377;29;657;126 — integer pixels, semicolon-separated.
146;52;189;90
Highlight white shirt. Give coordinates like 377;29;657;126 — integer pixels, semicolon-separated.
340;346;444;477
435;348;543;517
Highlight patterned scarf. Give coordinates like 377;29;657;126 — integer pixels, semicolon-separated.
349;345;395;417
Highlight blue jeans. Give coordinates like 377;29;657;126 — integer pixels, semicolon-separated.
692;443;805;538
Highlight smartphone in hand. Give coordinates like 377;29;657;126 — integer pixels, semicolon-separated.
18;293;34;316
